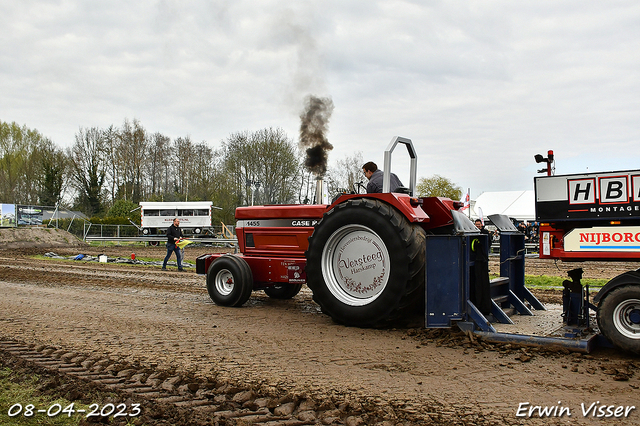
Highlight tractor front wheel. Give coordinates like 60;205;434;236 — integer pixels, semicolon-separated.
206;255;253;307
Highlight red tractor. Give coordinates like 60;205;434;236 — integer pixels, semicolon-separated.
196;137;640;354
196;137;463;327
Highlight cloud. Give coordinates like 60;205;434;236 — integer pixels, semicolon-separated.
1;0;639;197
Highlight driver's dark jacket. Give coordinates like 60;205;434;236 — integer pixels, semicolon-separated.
366;169;404;193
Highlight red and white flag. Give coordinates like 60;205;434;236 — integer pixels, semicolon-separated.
460;190;470;212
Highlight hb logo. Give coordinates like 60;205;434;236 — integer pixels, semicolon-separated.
569;176;630;204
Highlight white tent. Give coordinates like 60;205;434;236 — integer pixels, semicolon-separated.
470;190;535;222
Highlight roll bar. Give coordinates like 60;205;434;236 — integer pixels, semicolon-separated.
383;136;417;195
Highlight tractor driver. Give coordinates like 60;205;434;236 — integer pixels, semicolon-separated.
362;161;404;193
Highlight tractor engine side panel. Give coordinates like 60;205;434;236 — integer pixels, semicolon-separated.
237;226;316;258
235;204;327;257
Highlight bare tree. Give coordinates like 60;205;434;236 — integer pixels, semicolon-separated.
188;141;217;201
220;131;252;207
69;127;107;216
173;136;195;199
220;128;299;207
118;118;148;202
253;128;299;205
326;151;365;196
146;132;171;197
103;125;121;205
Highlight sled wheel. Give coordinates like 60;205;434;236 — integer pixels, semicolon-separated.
597;285;640;354
306;198;426;327
206;255;253;307
264;284;303;299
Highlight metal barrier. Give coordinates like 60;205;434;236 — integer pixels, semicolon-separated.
82;223;238;246
83;223;139;239
84;235;238;246
489;242;538;256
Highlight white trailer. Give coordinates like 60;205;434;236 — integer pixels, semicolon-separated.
140;201;213;236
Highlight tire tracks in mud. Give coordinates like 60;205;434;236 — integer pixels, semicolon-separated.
0;258;205;294
1;339;388;425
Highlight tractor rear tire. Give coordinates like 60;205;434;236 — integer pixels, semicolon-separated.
305;198;426;327
597;285;640;354
264;284;303;299
206;255;253;307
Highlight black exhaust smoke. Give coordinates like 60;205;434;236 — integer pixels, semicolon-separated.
299;95;334;176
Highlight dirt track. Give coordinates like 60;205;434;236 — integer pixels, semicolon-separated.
1;240;639;425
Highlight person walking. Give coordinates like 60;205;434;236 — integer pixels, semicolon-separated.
162;218;184;271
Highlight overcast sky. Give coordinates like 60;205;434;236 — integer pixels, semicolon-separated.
2;1;639;198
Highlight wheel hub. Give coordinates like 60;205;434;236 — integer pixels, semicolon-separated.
321;224;390;306
613;299;640;339
215;269;235;296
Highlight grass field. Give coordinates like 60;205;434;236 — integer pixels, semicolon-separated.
1;367;86;426
525;275;607;289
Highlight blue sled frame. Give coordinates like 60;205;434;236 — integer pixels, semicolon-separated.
425;213;605;353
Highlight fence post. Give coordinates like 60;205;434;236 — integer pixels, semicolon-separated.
67;215;75;233
83;222;92;241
